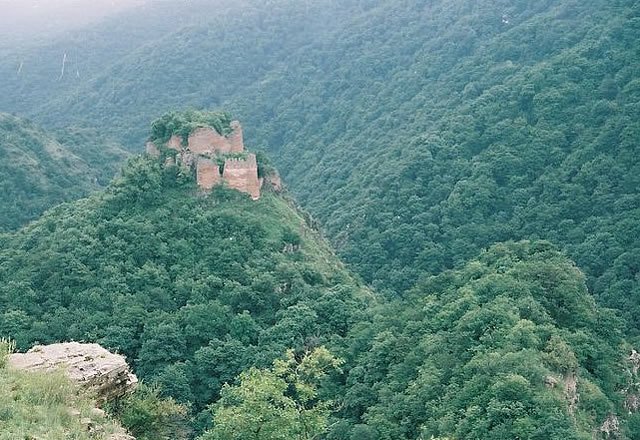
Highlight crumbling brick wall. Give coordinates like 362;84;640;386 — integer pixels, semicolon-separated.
196;158;221;190
222;154;260;200
167;135;183;151
188;122;244;155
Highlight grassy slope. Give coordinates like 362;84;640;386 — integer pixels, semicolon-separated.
0;343;122;440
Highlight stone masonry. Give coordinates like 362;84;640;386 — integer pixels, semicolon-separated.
188;124;244;155
167;135;182;151
147;121;261;199
196;158;221;190
223;154;261;200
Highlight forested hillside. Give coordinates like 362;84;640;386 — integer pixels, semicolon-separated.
0;2;638;437
0;150;371;433
334;241;637;439
234;0;640;329
0;113;127;231
0;0;637;331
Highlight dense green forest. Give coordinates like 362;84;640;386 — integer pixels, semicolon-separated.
333;241;637;439
0;149;370;434
1;0;637;331
0;152;636;437
0;0;638;438
0;113;127;232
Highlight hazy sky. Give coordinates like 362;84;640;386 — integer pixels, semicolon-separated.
0;0;146;40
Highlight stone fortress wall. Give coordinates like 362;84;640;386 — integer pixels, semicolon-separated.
223;154;261;200
146;121;263;200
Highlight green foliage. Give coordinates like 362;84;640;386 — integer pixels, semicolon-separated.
0;339;14;368
0;113;127;232
2;0;637;334
0;154;369;433
333;241;631;439
201;347;342;440
107;383;191;440
0;1;638;437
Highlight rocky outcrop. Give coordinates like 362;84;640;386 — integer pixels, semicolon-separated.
265;171;284;192
597;415;620;438
564;371;578;415
9;342;138;404
625;349;640;413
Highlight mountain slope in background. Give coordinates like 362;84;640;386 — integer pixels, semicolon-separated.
0;0;143;45
0;113;127;231
0;0;280;128
2;0;637;330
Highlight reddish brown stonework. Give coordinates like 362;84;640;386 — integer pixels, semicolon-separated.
188;122;245;155
145;141;160;158
167;135;182;151
147;120;261;199
188;127;230;154
196;158;221;190
223;154;260;200
228;121;244;153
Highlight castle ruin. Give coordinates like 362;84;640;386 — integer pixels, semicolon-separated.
146;121;262;200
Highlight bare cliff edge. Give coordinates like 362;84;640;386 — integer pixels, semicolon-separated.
9;342;138;403
146;120;277;200
9;342;137;440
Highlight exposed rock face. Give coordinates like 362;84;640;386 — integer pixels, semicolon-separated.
544;375;559;389
630;349;640;375
109;434;136;440
564;371;578;414
9;342;138;404
598;415;620;437
265;172;284;192
624;349;640;413
196;158;221;190
223;154;261;200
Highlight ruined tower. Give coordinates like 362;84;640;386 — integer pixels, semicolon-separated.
222;154;261;200
148;120;262;200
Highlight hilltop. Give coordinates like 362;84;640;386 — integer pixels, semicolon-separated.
0;114;371;434
145;111;279;200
